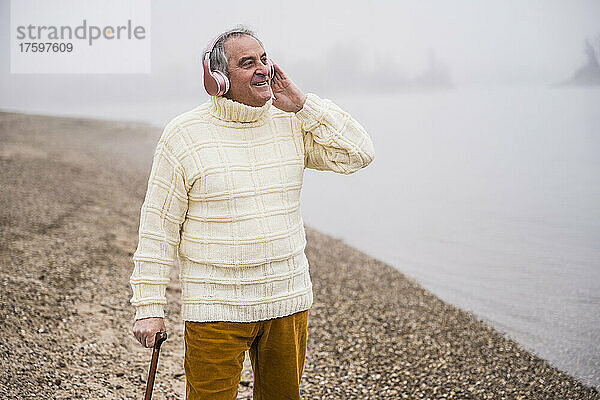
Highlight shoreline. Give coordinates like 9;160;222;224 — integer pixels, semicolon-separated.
1;111;598;399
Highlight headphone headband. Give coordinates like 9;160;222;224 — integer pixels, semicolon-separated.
204;31;233;60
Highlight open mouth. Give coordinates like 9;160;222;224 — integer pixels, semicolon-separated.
252;81;269;87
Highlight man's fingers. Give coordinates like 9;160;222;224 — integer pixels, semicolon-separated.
134;330;143;345
145;334;154;348
135;331;147;347
133;317;166;347
272;62;285;80
133;327;154;347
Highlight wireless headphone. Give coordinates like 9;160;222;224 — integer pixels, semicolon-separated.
203;31;275;97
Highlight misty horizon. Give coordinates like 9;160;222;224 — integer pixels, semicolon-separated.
1;0;600;115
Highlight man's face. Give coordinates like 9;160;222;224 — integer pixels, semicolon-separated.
223;35;271;107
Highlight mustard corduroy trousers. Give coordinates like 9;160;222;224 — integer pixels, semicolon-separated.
184;310;309;399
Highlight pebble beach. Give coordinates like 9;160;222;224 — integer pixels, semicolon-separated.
0;111;598;399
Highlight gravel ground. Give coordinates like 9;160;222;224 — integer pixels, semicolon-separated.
1;111;598;399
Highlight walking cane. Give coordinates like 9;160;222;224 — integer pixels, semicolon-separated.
144;331;168;400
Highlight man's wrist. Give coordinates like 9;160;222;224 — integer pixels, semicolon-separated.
293;94;307;113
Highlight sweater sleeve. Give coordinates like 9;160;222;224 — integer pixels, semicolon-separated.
129;135;189;320
294;93;375;174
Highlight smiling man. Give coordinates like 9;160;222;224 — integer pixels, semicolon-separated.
130;26;374;399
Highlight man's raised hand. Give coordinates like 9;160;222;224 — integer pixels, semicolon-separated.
270;62;307;113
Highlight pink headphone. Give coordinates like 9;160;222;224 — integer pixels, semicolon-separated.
203;32;275;96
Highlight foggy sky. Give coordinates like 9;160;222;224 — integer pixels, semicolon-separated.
1;0;599;113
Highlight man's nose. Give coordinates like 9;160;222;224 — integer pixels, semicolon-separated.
255;61;269;76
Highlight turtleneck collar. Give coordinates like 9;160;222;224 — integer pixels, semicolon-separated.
209;95;272;126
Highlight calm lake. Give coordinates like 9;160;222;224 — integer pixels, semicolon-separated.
302;85;600;389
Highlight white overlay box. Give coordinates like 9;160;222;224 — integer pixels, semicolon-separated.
10;0;151;74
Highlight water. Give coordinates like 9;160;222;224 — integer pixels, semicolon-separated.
300;85;600;389
4;84;599;388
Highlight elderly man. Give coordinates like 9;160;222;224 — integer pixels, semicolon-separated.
130;26;374;399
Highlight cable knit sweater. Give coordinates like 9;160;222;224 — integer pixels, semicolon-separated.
129;93;375;322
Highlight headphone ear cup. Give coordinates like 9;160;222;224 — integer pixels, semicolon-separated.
203;58;230;96
212;70;230;96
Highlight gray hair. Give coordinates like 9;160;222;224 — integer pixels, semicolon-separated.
208;26;265;79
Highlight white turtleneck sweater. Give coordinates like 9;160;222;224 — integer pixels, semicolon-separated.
129;93;375;322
